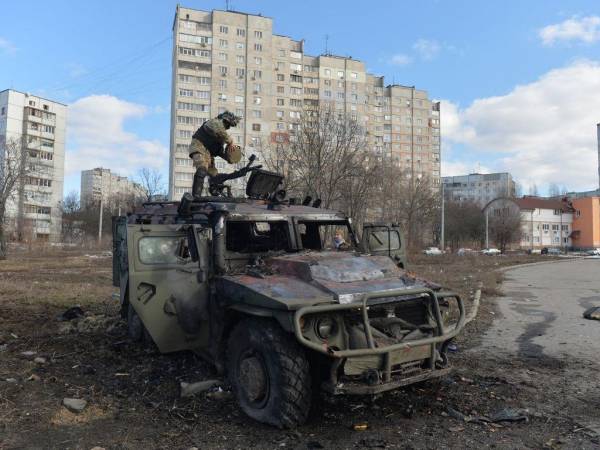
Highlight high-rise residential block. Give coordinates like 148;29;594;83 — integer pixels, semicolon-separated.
0;89;66;241
169;7;441;199
80;168;146;207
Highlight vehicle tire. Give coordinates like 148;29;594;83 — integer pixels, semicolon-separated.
127;302;143;342
227;318;311;428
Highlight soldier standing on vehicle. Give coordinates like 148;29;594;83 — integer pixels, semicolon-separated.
189;111;243;197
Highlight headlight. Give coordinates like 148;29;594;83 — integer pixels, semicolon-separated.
315;317;336;340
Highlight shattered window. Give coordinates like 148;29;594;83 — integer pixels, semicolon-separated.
138;237;182;265
368;230;400;252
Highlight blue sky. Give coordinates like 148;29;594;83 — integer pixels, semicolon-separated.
1;0;600;196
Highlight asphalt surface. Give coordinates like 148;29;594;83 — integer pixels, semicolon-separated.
480;258;600;362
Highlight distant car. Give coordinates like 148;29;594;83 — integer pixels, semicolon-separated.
423;247;443;256
481;248;501;255
541;247;561;255
527;249;542;255
586;248;600;256
457;248;477;256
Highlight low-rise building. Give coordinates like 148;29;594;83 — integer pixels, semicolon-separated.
80;168;146;207
571;196;600;250
484;196;573;250
443;172;515;207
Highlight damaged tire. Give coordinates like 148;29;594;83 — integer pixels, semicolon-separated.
227;318;311;428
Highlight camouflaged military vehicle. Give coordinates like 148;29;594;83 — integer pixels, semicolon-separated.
112;158;468;428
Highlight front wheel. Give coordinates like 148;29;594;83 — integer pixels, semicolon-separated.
227;318;311;428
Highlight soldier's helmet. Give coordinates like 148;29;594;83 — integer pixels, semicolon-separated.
218;111;241;127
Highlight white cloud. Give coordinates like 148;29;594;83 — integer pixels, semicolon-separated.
66;62;87;78
0;37;17;55
539;15;600;45
412;39;441;60
442;161;491;177
389;54;412;66
66;95;168;177
441;60;600;191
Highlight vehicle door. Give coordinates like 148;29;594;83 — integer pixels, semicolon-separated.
127;224;211;353
361;224;406;268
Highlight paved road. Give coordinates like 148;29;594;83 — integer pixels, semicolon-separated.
480;258;600;363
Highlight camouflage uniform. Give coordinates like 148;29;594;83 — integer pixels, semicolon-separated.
189;112;241;197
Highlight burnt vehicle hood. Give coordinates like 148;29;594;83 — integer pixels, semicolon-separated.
218;252;432;310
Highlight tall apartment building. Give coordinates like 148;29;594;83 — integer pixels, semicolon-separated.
442;172;516;207
80;168;146;206
0;89;66;242
169;6;441;199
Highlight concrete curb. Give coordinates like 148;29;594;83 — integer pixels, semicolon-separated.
497;257;580;274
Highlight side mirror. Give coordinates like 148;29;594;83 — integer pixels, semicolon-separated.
176;237;190;262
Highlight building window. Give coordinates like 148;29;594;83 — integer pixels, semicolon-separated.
252;110;262;118
252;124;261;131
277;74;284;82
276;122;285;130
276;98;284;106
551;224;559;231
1;107;4;115
276;110;284;118
561;224;569;231
324;90;332;98
219;39;228;48
277;86;285;94
290;74;302;83
236;42;244;50
290;51;302;59
254;30;263;39
337;70;344;78
576;210;581;217
235;95;244;103
236;55;245;64
219;79;227;88
254;97;262;105
235;68;245;77
253;83;261;92
254;56;262;65
253;70;262;79
351;72;358;79
218;93;227;101
236;28;246;37
219;66;228;75
236;81;244;90
542;224;550;231
290;63;302;72
219;25;229;34
324;69;331;77
254;43;263;52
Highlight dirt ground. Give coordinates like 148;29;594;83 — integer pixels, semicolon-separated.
0;249;597;449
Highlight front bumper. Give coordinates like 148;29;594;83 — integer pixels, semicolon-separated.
293;287;466;393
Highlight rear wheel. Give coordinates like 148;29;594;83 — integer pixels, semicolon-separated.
227;318;311;428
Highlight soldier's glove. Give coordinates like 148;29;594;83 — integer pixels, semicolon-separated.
224;143;242;164
207;167;219;178
191;152;205;168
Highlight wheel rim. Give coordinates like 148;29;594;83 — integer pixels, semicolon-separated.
238;350;270;409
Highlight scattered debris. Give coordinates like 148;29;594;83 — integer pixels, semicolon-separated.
34;356;47;364
62;398;88;414
583;306;600;321
0;344;7;352
5;378;18;383
27;374;41;382
20;350;37;360
306;442;324;449
447;343;459;352
57;306;85;321
446;406;529;424
352;422;369;431
206;387;232;400
180;379;222;398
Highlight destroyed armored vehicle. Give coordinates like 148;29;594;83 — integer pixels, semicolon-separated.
112;157;469;428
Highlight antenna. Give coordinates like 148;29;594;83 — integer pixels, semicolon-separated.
225;0;230;10
325;34;329;55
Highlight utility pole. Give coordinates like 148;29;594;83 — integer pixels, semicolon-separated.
98;197;103;244
485;208;489;249
440;182;445;250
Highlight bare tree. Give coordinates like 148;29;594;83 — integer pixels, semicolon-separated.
380;168;440;250
443;200;485;250
60;191;81;242
488;199;522;253
263;107;372;208
529;183;539;196
0;137;31;259
548;182;561;197
137;168;166;202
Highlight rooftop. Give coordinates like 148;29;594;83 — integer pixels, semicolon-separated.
514;196;572;212
0;89;67;107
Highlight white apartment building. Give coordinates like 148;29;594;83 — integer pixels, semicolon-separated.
80;168;146;207
0;89;66;242
443;172;516;207
169;7;441;199
484;197;573;249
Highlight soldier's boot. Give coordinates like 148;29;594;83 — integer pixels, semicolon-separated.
192;167;207;198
